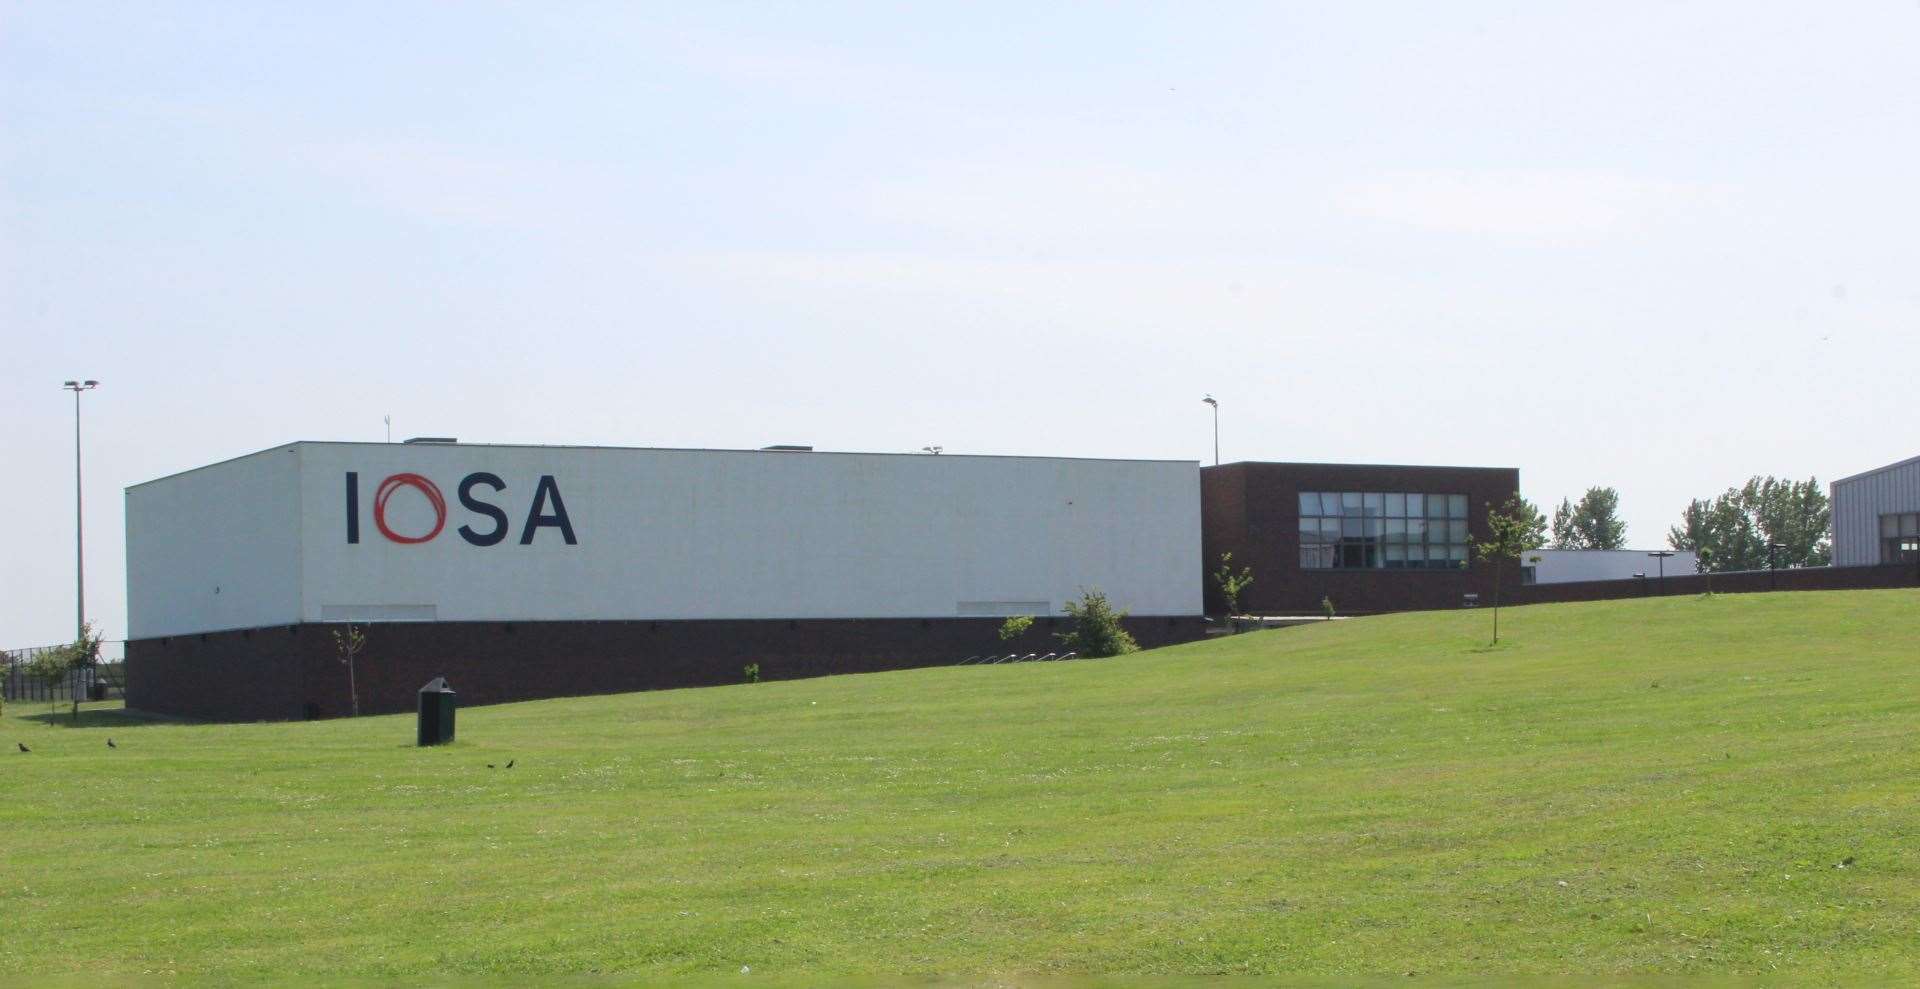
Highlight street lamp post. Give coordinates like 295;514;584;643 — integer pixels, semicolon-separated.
1767;542;1784;590
1648;550;1675;595
1201;395;1218;466
62;380;99;642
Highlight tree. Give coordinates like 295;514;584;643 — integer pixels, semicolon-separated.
997;616;1034;642
1550;487;1628;550
1748;476;1832;567
1055;589;1138;658
1211;552;1254;621
1477;495;1541;646
23;624;100;719
1668;476;1830;571
25;622;103;719
331;624;366;717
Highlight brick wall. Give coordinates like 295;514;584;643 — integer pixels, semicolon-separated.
1508;562;1920;606
1201;461;1523;615
126;614;1210;722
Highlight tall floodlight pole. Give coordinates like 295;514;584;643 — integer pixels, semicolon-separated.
62;380;100;641
1648;550;1675;595
1201;395;1218;466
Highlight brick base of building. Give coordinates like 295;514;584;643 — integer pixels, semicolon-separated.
126;614;1210;722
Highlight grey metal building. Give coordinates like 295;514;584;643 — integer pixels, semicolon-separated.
1831;454;1920;566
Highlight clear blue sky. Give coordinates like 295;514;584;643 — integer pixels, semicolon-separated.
4;2;1916;647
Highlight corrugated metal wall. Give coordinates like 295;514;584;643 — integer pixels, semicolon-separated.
1832;456;1920;566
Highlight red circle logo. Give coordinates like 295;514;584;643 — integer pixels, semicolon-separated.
373;473;446;544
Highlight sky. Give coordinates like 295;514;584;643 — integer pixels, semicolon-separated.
4;2;1917;648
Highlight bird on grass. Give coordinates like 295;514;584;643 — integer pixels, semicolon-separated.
16;742;29;753
486;763;495;769
107;738;116;749
505;759;515;769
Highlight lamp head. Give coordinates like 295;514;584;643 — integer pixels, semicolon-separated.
1202;395;1217;407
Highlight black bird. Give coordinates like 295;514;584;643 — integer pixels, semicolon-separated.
486;763;496;769
505;759;515;769
107;738;116;749
16;742;28;753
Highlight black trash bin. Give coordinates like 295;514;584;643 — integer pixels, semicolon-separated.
417;677;456;747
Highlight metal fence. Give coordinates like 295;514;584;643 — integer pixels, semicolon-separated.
3;643;123;703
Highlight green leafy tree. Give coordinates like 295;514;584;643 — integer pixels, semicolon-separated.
1055;589;1138;658
997;616;1034;642
1748;476;1832;567
1211;552;1254;621
1669;476;1829;570
1477;496;1544;646
1550;487;1628;550
24;622;104;719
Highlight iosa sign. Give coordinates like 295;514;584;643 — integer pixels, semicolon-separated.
344;471;577;546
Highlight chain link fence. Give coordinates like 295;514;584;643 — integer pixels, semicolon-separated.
3;642;125;703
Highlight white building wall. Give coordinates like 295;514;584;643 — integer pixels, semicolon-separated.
1526;549;1700;584
1832;455;1920;566
119;442;1205;631
125;445;305;638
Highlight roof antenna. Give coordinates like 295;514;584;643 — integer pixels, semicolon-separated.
384;415;392;443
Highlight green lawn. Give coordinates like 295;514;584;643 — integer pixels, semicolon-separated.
3;590;1917;983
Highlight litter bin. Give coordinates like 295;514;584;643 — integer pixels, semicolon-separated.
417;677;456;747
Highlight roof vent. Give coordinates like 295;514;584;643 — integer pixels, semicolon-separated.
402;436;459;445
760;444;813;452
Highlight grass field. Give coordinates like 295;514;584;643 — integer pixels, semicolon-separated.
3;590;1917;983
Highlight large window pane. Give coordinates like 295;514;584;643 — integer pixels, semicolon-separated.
1385;544;1408;567
1450;520;1470;543
1342;492;1363;514
1299;492;1321;516
1385;518;1407;541
1449;543;1469;563
1342;518;1364;538
1428;495;1449;518
1405;493;1423;518
1363;492;1384;515
1299;518;1324;541
1449;494;1469;519
1301;545;1335;569
1385;493;1406;517
1322;492;1344;516
1903;514;1919;537
1407;518;1427;541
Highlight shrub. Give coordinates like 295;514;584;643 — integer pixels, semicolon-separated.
1055;589;1138;658
998;616;1035;642
743;663;760;684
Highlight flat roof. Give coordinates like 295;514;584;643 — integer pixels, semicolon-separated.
1833;453;1920;486
1206;460;1518;473
129;440;1198;489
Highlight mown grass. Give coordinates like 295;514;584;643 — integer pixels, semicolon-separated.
2;590;1917;984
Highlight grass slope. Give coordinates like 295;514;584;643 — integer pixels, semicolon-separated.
3;590;1918;982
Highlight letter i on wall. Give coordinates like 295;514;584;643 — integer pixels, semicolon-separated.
345;472;359;543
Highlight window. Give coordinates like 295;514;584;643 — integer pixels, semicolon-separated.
1298;491;1471;569
1884;512;1920;563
